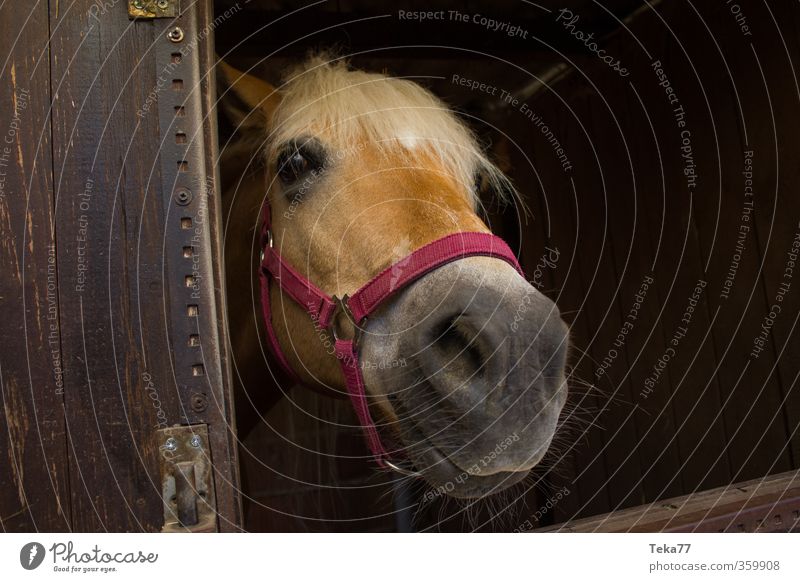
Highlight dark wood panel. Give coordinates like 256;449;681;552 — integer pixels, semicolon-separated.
619;1;734;497
490;0;799;518
605;10;714;503
561;77;654;512
44;0;242;532
759;0;800;468
215;0;645;60
0;1;72;532
48;0;174;531
46;1;247;531
672;0;792;487
543;0;799;512
722;0;800;475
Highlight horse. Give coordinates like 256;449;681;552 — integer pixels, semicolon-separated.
217;54;569;500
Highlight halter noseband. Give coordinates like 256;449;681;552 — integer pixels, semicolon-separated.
259;203;523;470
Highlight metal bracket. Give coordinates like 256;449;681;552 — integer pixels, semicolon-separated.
158;424;217;532
147;0;241;529
128;0;179;19
154;0;220;428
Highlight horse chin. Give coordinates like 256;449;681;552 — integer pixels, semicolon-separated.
409;441;532;499
388;404;536;499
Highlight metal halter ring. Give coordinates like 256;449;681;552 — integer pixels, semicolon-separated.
384;459;422;478
329;294;365;345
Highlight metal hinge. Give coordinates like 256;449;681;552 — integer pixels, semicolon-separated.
158;424;217;532
128;0;179;19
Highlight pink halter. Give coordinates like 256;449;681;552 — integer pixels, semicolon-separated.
259;203;523;469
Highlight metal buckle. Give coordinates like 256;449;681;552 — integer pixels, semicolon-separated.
330;294;365;345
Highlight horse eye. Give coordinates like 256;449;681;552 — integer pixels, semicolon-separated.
474;172;486;195
277;150;309;184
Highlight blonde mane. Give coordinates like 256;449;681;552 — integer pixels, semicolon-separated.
267;54;515;209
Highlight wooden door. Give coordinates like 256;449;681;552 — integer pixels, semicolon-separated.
0;0;241;532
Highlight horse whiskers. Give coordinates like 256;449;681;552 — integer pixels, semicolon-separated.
561;397;605;415
564;375;603;392
374;474;417;509
564;344;606;371
418;491;524;532
402;462;570;531
562;379;637;428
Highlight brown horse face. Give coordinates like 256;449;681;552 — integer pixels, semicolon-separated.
219;58;569;498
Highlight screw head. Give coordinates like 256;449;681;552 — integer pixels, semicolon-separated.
167;27;184;43
175;188;192;206
133;0;144;9
157;0;169;9
164;437;178;451
190;435;202;448
190;392;208;413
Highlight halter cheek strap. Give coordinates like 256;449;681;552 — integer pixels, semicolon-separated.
259;204;523;468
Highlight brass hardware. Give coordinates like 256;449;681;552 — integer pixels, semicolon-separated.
168;27;185;43
128;0;179;19
158;424;217;532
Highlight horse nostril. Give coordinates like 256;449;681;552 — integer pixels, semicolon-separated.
431;316;487;380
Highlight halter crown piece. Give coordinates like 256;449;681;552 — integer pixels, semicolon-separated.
259;202;524;471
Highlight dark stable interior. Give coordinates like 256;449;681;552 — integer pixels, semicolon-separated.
214;0;800;532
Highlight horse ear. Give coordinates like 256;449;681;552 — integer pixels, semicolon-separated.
216;59;281;132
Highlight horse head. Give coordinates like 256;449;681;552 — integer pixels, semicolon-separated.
218;55;569;499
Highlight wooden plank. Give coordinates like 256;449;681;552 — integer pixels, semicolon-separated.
196;0;243;531
46;0;243;531
529;0;799;513
45;0;240;532
546;0;737;505
567;9;692;508
536;468;800;532
48;0;179;531
0;1;72;532
604;8;707;503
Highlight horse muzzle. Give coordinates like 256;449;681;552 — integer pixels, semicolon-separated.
360;256;569;497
